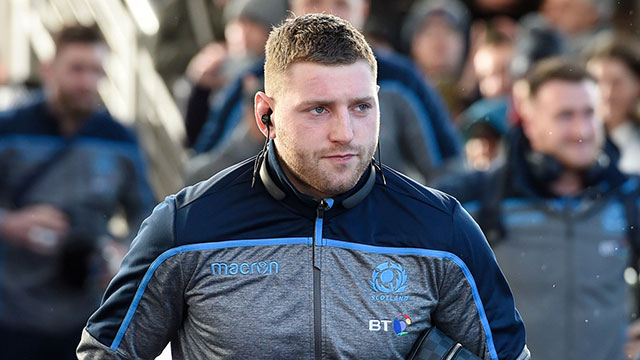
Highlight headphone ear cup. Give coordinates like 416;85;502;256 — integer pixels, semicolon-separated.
583;152;610;185
525;151;563;183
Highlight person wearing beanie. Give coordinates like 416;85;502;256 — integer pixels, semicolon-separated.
403;0;472;118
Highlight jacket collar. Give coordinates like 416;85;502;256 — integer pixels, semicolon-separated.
505;127;628;199
260;140;376;216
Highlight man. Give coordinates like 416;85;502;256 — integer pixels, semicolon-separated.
0;25;154;359
184;74;266;184
540;0;612;53
587;35;640;175
473;32;515;101
187;0;463;185
183;0;289;103
403;0;470;117
439;58;639;360
78;14;529;359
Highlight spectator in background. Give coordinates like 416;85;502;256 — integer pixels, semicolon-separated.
587;34;640;175
439;58;640;360
459;15;567;171
0;25;154;359
183;0;289;147
186;0;288;96
509;12;567;83
184;74;265;184
149;0;228;92
540;0;612;53
459;29;513;170
188;0;464;185
403;0;472;117
473;29;514;100
459;98;509;171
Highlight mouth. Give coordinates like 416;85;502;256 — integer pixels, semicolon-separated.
323;153;357;163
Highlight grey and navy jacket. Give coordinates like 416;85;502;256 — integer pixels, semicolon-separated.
0;97;155;333
78;142;529;360
439;128;638;360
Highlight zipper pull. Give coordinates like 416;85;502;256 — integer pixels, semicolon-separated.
313;199;331;271
316;199;330;219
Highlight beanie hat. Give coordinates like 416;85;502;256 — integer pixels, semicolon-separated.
224;0;289;31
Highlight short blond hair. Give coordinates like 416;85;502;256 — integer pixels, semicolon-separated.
264;13;377;96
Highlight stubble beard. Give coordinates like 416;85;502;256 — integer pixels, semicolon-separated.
279;143;375;198
56;87;98;120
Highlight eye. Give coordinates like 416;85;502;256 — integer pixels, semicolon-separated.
584;108;595;118
311;106;326;115
557;111;573;121
354;103;372;113
357;104;370;111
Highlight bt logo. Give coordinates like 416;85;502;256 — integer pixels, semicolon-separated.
369;314;412;336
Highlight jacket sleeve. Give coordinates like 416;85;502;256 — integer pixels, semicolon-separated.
436;202;529;360
78;197;183;359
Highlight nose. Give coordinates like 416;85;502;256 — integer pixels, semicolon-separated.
572;113;596;140
328;108;354;144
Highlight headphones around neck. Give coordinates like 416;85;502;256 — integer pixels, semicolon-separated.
258;147;377;209
525;149;610;186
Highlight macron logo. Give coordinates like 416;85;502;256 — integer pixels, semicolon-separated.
211;261;279;276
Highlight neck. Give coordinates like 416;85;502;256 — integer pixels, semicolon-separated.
549;171;584;197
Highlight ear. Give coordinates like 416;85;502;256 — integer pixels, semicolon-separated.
520;96;538;146
254;91;276;139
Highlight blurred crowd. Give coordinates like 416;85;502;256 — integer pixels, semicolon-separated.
0;0;639;358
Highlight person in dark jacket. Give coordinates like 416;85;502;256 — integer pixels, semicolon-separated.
439;57;640;360
0;25;155;359
78;14;529;360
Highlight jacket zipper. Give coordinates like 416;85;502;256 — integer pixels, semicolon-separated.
313;199;330;360
564;199;575;358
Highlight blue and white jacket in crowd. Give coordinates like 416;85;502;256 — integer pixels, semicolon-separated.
78;141;529;359
0;97;155;334
439;128;639;360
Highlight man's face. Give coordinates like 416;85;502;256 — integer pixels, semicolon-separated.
587;57;640;126
541;0;598;35
474;43;514;99
524;79;604;171
225;18;269;57
411;16;465;77
271;61;379;198
290;0;368;29
46;43;106;117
